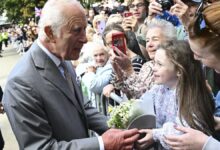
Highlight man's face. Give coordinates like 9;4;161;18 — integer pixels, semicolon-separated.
93;46;109;67
146;27;164;59
189;38;220;73
129;0;147;20
53;7;88;60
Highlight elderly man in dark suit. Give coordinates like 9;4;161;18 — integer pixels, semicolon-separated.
2;0;139;149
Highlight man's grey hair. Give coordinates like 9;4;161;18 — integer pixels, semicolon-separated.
146;19;177;40
38;0;83;39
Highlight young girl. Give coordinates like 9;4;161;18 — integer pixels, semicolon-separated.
164;2;220;149
137;40;216;150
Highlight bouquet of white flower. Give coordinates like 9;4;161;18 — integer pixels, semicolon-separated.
107;100;139;128
107;98;156;129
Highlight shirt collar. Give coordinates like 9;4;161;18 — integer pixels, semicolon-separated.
37;39;61;67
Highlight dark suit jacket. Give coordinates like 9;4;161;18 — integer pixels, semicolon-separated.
2;42;108;150
0;86;2;101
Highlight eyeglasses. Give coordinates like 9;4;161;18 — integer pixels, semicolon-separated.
194;0;219;36
129;3;145;9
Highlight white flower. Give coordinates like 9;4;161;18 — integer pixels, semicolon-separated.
107;99;144;129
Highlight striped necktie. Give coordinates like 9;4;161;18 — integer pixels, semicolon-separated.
60;61;84;110
60;61;76;94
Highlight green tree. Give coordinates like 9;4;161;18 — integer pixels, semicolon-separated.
0;0;46;23
0;0;102;23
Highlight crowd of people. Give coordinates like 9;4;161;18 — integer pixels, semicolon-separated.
1;0;220;149
0;19;38;57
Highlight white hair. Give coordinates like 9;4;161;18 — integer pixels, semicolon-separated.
147;19;177;40
79;42;108;63
106;14;123;26
38;0;83;39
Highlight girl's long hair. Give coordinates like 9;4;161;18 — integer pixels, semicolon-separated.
158;40;216;135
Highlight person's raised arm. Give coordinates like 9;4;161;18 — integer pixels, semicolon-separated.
170;0;189;28
110;47;134;77
147;0;163;21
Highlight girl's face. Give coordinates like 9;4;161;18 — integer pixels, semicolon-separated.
153;49;178;89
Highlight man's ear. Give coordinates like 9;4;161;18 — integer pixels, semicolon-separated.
44;26;56;43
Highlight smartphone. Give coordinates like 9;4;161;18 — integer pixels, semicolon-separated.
112;32;126;55
123;12;133;18
97;20;106;34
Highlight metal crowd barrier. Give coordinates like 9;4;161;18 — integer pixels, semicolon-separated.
98;92;124;116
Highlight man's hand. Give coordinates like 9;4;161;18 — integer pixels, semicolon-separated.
102;128;139;150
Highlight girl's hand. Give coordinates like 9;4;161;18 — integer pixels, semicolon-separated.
164;125;208;150
135;129;154;149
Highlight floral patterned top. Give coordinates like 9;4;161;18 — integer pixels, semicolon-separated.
113;60;155;99
141;85;182;150
141;85;178;128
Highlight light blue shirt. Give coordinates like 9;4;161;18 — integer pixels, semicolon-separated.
82;61;112;94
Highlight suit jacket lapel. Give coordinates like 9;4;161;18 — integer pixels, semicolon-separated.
30;42;83;114
66;62;84;108
65;61;89;129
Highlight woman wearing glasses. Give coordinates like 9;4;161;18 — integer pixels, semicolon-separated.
165;2;220;150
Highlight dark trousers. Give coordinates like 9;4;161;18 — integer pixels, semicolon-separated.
0;130;4;150
0;86;3;149
3;39;8;48
0;42;2;53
